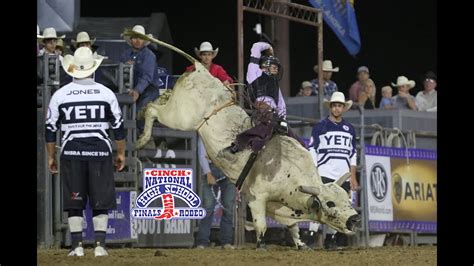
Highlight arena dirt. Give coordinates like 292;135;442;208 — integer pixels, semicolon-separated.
37;244;436;265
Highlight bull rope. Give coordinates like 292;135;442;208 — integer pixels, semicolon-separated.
196;100;235;131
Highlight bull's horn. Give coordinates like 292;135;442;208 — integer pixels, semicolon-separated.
334;172;351;187
299;186;320;196
122;29;197;64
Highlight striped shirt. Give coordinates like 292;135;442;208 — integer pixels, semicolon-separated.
310;79;338;100
45;78;125;160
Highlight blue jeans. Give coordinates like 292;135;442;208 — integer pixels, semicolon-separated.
196;164;236;246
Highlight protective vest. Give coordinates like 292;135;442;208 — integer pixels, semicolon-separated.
248;73;279;105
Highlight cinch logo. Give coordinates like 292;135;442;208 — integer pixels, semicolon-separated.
131;168;206;220
370;163;388;202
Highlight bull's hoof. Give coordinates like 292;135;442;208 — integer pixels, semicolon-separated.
256;242;267;251
297;244;312;251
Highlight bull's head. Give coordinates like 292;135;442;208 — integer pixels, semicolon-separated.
299;173;361;234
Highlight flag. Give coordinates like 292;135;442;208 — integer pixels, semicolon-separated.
308;0;361;56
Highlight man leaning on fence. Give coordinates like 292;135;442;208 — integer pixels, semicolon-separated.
120;25;163;134
45;47;126;257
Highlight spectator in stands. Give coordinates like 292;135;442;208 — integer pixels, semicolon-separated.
357;78;376;109
310;60;339;100
37;27;65;85
379;86;395;109
391;76;417;110
246;41;273;84
348;66;371;102
37;27;64;57
196;137;236;250
71;31;114;89
120;25;163;132
297;81;316;96
55;38;65;56
71;31;96;49
45;47;126;257
71;31;108;60
415;71;437;112
186;41;233;86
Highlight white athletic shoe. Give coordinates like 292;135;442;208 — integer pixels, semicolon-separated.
94;246;109;257
67;246;84;257
222;244;236;250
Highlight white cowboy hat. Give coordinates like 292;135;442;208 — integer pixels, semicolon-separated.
71;31;96;48
37;27;65;42
391;76;415;89
56;38;64;49
121;25;152;47
62;47;103;79
313;60;339;73
194;41;219;58
323;91;353;111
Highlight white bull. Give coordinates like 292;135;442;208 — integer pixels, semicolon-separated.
130;31;361;249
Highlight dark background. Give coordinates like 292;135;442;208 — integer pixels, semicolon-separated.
81;0;437;102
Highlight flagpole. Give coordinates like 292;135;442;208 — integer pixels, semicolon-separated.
317;9;324;119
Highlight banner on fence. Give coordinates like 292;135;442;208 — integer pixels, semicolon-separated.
365;145;437;233
83;191;137;241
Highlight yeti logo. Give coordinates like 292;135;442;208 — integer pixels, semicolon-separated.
392;173;403;204
370;163;388;202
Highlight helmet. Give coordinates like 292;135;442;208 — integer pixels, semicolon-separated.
259;55;281;68
259;55;283;80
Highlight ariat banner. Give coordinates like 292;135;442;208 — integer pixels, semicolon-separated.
365;145;437;233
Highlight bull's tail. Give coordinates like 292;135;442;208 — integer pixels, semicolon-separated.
122;29;196;64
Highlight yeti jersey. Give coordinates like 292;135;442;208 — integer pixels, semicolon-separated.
310;118;357;180
45;79;125;160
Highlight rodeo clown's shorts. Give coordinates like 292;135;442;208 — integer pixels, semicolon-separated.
60;159;117;210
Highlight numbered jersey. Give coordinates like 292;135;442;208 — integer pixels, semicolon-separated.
45;78;125;160
310;117;357;180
